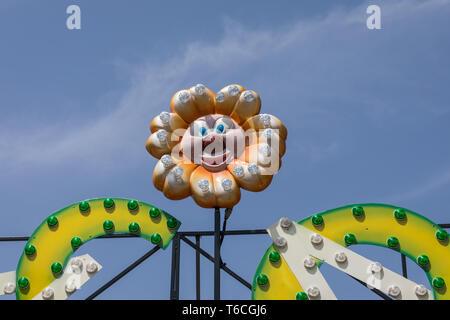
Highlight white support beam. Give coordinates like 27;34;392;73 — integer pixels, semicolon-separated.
267;219;337;300
268;218;433;300
0;254;102;299
33;254;102;300
0;271;16;296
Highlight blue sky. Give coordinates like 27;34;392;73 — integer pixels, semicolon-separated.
1;0;449;300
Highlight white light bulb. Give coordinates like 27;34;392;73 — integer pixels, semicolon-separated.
415;284;428;297
221;178;232;191
3;282;16;295
388;285;401;297
198;179;210;193
307;286;320;298
71;258;83;274
279;217;292;229
335;252;347;263
304;257;316;269
42;287;54;300
310;233;323;245
369;262;383;274
274;237;287;248
65;279;77;294
159;112;170;124
86;261;98;274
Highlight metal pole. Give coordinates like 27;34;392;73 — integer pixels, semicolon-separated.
195;235;201;300
180;235;252;289
401;253;408;278
86;245;160;300
170;233;180;300
214;207;221;300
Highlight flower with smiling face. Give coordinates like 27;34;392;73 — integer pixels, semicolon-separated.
146;84;287;208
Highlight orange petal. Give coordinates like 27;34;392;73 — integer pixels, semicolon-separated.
153;154;179;191
214;84;245;116
150;112;188;133
170;89;202;123
227;160;273;192
212;170;241;208
190;166;217;208
145;129;178;159
242;114;287;140
230;90;261;125
163;163;197;200
189;84;215;117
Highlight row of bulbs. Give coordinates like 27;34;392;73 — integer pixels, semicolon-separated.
2;259;99;299
276;217;429;299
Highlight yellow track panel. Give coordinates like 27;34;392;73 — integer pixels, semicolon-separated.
16;198;181;300
253;203;449;300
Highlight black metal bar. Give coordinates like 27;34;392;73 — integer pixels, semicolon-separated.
0;236;30;242
214;207;221;300
180;235;252;290
178;229;268;237
85;245;160;300
0;230;269;242
170;234;181;300
438;224;450;229
348;275;392;300
401;254;408;278
195;235;201;300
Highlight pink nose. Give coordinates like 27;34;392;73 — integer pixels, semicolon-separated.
202;135;216;148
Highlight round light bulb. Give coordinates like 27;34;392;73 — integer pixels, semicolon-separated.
280;217;292;229
388;285;401;297
335;252;347;263
415;284;428;297
3;282;16;295
310;233;323;245
274;237;287;248
307;286;320;298
86;261;98;274
304;257;316;269
42;287;54;300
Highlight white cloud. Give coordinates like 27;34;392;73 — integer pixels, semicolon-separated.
0;0;448;171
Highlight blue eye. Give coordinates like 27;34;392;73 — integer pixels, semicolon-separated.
216;124;225;134
201;127;207;136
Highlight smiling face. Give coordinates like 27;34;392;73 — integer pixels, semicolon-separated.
180;115;245;172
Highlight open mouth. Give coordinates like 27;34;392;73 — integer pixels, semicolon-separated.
201;151;230;167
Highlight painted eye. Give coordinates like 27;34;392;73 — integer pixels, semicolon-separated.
216;124;225;134
201;127;208;136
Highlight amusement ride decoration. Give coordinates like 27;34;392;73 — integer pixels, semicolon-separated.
0;84;449;300
145;84;287;208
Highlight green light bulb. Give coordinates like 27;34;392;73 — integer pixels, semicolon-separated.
416;254;430;267
103;220;114;231
256;274;268;286
51;262;63;274
311;215;323;226
128;222;140;233
79;201;90;212
47;215;58;227
104;198;115;209
387;236;399;248
71;237;82;249
269;251;280;263
151;233;162;244
352;206;364;217
296;292;308;300
394;208;406;220
18;277;29;289
149;207;160;218
24;244;36;256
127;200;139;211
167;217;178;229
344;233;356;245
